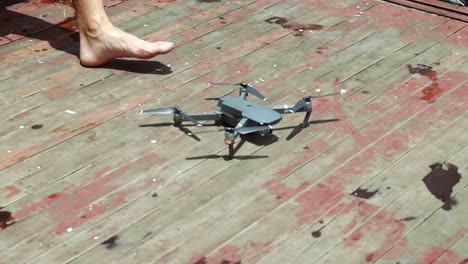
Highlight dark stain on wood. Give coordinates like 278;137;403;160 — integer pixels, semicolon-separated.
101;235;119;249
265;16;289;25
400;216;417;221
31;124;44;129
311;230;322;238
143;232;152;240
311;225;325;238
194;257;207;264
47;192;62;199
283;23;324;36
0;210;14;230
422;162;461;211
222;260;241;264
350;188;379;199
366;253;377;262
407;64;437;81
265;16;323;36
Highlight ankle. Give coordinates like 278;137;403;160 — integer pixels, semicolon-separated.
80;16;112;39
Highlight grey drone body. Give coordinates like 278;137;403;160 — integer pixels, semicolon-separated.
140;82;341;159
216;96;282;127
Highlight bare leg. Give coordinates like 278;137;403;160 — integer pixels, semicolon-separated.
73;0;174;67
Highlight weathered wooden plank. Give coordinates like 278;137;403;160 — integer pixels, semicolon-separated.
291;91;468;263
0;2;208;91
0;2;318;262
22;12;356;264
265;110;468;264
0;1;467;264
149;58;467;264
433;233;468;264
0;11;352;262
0;0;309;190
0;5;384;262
0;0;296;178
104;19;468;264
0;69;114;139
369;149;468;263
0;184;30;206
94;35;468;264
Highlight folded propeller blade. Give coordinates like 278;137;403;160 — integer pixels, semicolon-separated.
241;83;267;101
209;82;267;101
140;107;174;115
208;82;241;86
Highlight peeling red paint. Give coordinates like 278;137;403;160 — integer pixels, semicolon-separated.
295;184;344;225
12;152;161;234
43;86;67;100
327;200;379;234
264;181;311;200
11;111;31;121
418;246;446;264
206;240;273;263
345;210;407;262
432;248;467;264
419;82;443;103
334;77;340;86
4;186;22;199
273;137;329;179
384;238;409;260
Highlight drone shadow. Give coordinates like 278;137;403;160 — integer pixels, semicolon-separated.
185;154;269;161
275;118;340;140
141;118;339;160
1;2;172;74
139;123;221;142
185;134;277;161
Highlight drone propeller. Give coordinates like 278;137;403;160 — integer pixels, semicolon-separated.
289;92;344;113
208;82;242;86
140;107;203;127
209;82;267;101
290;97;309;113
240;83;267;101
140;107;174;115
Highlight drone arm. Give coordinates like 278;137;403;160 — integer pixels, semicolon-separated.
271;104;297;114
183;112;222;121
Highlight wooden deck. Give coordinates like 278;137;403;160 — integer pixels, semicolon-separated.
0;0;467;263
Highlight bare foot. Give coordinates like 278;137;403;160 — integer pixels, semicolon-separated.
79;25;174;67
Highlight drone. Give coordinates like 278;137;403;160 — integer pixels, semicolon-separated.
140;82;343;159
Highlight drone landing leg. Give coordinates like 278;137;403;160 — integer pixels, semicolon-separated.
228;144;235;160
302;111;312;128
